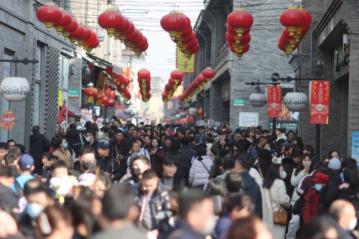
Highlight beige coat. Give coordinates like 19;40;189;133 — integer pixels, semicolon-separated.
263;179;290;239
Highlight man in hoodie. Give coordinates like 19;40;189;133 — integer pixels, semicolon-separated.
233;154;262;218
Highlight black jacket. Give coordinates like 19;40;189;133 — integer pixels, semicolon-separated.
179;144;196;185
168;220;205;239
240;171;263;218
29;133;50;165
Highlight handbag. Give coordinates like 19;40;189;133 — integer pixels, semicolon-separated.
273;209;288;225
268;187;288;225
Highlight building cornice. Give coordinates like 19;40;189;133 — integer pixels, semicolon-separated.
313;0;343;38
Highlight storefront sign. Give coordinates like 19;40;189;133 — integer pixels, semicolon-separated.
0;110;16;129
266;85;282;118
68;88;80;98
239;112;259;128
352;131;359;164
233;98;246;106
309;81;330;125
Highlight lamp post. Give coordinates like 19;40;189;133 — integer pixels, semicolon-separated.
246;74;325;159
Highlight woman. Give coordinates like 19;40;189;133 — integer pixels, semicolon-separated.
262;164;290;239
51;135;72;169
205;178;227;215
290;154;313;206
189;143;213;189
35;205;74;239
214;193;254;239
224;216;272;239
286;154;313;239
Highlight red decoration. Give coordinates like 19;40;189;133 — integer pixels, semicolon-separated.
310;81;330;125
36;4;62;29
98;5;122;37
202;68;216;79
266;85;282;118
278;7;312;55
226;9;253;58
161;11;198;56
54;10;72;33
137;69;151;102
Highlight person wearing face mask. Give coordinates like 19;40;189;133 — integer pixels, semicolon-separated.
169;189;216;239
136;170;172;236
262;164;290;239
83;130;98;151
18;179;54;238
301;171;329;224
286;154;313;239
118;155;151;193
329;200;357;239
52;135;72;169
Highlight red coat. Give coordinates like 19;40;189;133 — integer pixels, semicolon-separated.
301;188;320;224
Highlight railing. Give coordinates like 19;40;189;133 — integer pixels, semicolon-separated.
213;43;229;69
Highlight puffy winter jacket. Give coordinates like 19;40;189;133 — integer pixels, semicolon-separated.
189;155;213;187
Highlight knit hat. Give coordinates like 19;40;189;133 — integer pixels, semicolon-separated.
312;172;329;184
328;158;342;170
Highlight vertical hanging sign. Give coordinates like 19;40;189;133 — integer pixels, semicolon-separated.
310;80;330;125
267;85;282;118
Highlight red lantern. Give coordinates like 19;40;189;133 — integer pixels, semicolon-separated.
170;70;184;80
137;69;151;79
280;8;305;35
63;19;78;37
160;11;189;33
84;31;99;50
36;4;62;29
227;9;254;36
98;6;122;37
122;21;135;36
79;27;92;44
69;26;84;42
54;10;72;33
202;68;216;79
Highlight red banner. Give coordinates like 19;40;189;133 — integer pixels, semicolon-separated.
267;85;282;118
310;80;330;125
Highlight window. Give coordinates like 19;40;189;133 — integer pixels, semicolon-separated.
0;49;15;141
33;44;44;127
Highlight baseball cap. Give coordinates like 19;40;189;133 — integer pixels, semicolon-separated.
97;140;109;149
19;154;34;170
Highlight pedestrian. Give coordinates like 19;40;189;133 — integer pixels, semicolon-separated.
329;199;357;239
91;185;146;239
233;154;262;218
51;135;72;169
189;143;213;189
137;170;172;233
29;126;50;175
213;193;254;239
224;215;272;239
262;164;290;239
0;166;19;213
169;189;216;239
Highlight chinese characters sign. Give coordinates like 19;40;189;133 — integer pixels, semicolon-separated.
309;80;330;125
266;85;282;118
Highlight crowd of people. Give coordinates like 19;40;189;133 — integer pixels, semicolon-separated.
0;119;358;239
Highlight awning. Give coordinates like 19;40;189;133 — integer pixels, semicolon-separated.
81;52;112;70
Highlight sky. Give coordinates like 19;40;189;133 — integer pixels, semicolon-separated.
114;0;204;81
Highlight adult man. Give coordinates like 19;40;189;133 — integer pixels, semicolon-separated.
19;179;55;237
233;154;262;218
178;136;196;185
91;185;146;239
119;155;151;193
96;140;113;174
78;147;97;187
13;154;35;193
169;189;216;239
29;126;50;174
0;166;19;213
137;170;172;231
329;199;357;239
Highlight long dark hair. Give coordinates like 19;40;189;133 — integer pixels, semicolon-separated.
294;154;313;176
263;164;281;189
195;143;207;160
